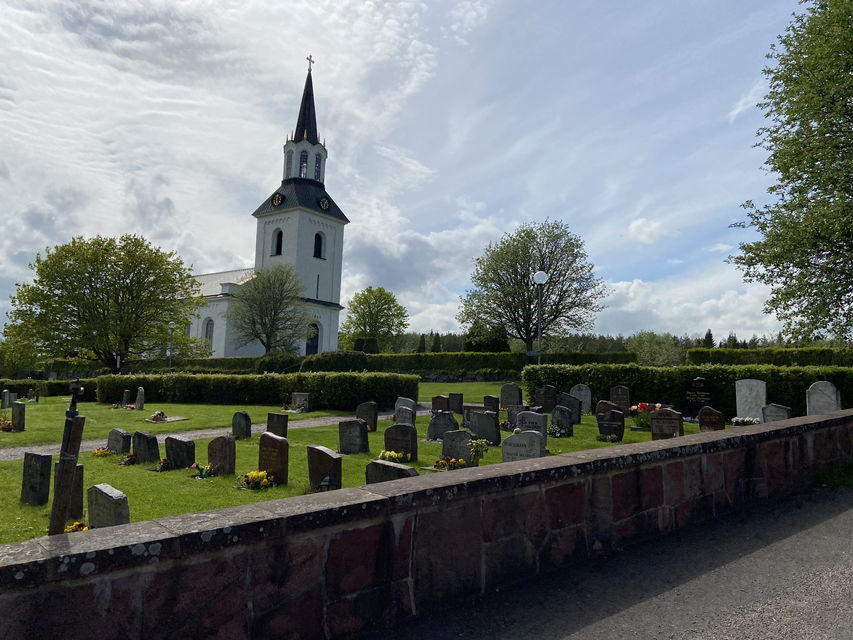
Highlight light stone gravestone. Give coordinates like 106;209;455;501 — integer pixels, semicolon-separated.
762;403;792;423
610;385;630;415
442;430;474;464
121;389;131;407
735;379;767;419
595;400;619;416
506;405;530;426
366;459;419;484
87;484;130;528
501;430;545;462
208;435;236;475
132;431;160;463
267;412;289;437
135;387;145;411
697;406;725;432
20;452;52;505
395;397;417;414
338;419;369;454
517;411;548;445
431;395;450;412
596;410;625;441
356;401;379;431
483;395;500;413
165;436;195;469
53;462;83;519
107;428;132;454
551;405;576;437
807;381;842;416
569;384;593;413
448;392;464;414
258;432;289;485
291;392;313;411
384;424;418;461
535;385;557;414
427;411;459;441
395;406;416;427
650;408;684;440
11;401;25;431
500;383;522;409
232;411;252;439
471;411;501;445
307;445;342;491
1;389;9;409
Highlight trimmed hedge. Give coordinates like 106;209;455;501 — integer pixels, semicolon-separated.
521;364;853;419
686;348;853;367
256;353;303;374
0;378;98;402
95;373;418;410
364;351;635;375
301;351;369;372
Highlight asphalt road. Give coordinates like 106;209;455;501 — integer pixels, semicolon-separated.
358;485;853;640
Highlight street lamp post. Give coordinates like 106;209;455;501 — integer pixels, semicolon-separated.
168;321;176;371
532;271;549;365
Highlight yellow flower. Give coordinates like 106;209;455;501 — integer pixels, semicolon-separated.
261;478;269;487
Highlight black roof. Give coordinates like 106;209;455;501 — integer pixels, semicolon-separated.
251;178;349;223
293;71;319;144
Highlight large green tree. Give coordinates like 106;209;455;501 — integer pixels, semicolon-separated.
458;220;607;351
6;235;205;372
227;264;312;355
339;286;409;352
732;0;853;340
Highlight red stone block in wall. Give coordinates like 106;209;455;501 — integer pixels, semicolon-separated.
611;470;640;521
701;452;725;494
758;439;787;497
683;457;702;499
326;523;389;597
545;524;587;567
723;448;747;503
639;465;664;510
663;460;685;505
545;481;585;529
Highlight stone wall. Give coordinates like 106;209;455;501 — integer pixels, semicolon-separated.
2;410;852;639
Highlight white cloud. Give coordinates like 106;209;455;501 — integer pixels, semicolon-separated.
728;77;767;123
627;218;678;245
707;243;734;253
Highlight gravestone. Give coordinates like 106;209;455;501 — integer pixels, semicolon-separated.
650;408;684;440
596;410;625;441
517;411;548;445
208;435;236;475
266;412;289;437
132;431;160;463
395;397;417;414
258;432;289;485
384;424;418;461
87;484;130;528
557;394;582;425
448;393;464;414
338;419;369;454
1;389;9;409
69;380;84;398
11;401;25;431
551;405;576;437
53;462;83;519
307;445;342;491
395;406;416;427
500;383;522;409
697;406;725;432
365;459;419;484
501;430;545;462
165;436;195;469
506;405;530;426
356;401;379;431
762;403;792;423
107;428;132;454
427;411;459;441
135;387;145;411
610;385;630;414
735;379;766;419
471;411;501;445
431;395;450;411
20;452;52;505
121;389;131;407
807;381;842;416
442;430;474;464
595;400;619;416
683;377;715;418
231;411;252;439
535;385;557;413
291;392;313;411
463;405;480;426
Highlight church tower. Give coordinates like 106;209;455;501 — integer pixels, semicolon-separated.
251;61;348;355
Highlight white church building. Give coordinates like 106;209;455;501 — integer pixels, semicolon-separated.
187;66;347;357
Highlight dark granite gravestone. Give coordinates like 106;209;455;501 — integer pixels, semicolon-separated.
258;432;289;485
107;428;132;454
121;389;131;407
500;383;523;409
208;435;236;475
762;403;792;423
650;408;684;440
463;405;481;426
135;387;145;411
384;424;418;462
231;411;252;439
501;430;545;462
356;401;379;432
535;385;557;413
596;410;625;441
569;384;593;413
165;436;195;469
11;401;25;431
517;411;548;444
610;385;630;414
338;419;369;454
431;395;450;411
551;405;576;437
558;394;582;424
20;452;52;505
307;445;342;491
506;405;530;426
806;381;842;416
365;459;418;484
132;431;160;463
697;406;725;432
395;396;417;414
291;392;313;411
448;393;464;414
442;430;474;464
427;411;459;441
471;411;501;445
683;377;715;419
395;406;415;427
87;484;130;528
53;462;83;519
595;400;619;416
483;395;500;413
267;412;289;437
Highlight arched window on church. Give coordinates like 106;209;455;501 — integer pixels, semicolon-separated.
272;229;283;256
313;232;324;259
285;150;293;178
306;323;320;355
203;318;214;345
299;151;308;178
314;153;322;181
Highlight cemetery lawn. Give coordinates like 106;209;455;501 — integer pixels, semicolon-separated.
0;413;704;544
417;382;511;404
0;397;348;449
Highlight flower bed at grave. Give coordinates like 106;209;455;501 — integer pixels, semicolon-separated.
241;470;275;490
629;402;667;429
434;456;468;470
378;450;410;463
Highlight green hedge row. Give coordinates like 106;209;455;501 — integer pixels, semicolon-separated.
0;378;98;402
95;373;418;410
521;364;853;419
686;348;853;367
362;351;635;374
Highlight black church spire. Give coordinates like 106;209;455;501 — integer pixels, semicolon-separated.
293;70;319;145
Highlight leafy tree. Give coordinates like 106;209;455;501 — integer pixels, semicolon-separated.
228;264;312;355
731;0;853;341
625;331;688;367
458;220;607;351
339;286;409;352
462;319;510;352
5;235;204;373
416;334;426;353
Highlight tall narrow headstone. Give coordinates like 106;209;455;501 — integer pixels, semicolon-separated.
132;431;160;463
683;377;715;419
20;453;52;505
431;395;450;411
258;432;289;485
366;459;418;484
356;401;379;431
1;389;9;409
165;436;195;469
762;403;792;423
569;384;592;413
650;408;684;440
807;381;842;416
442;430;474;465
208;435;236;475
501;430;545;462
384;424;418;461
11;401;25;431
735;379;766;419
307;445;342;491
500;383;522;409
53;463;83;519
471;411;501;445
87;484;130;529
267;412;289;437
697;406;725;432
610;385;630;414
596;410;625;441
448;393;464;414
135;387;145;411
535;385;557;413
121;389;131;407
427;411;459;441
232;411;252;439
107;428;132;454
339;419;369;454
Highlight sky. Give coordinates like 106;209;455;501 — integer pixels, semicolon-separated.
0;0;804;341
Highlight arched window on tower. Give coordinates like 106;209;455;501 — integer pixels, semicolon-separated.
314;153;322;181
306;323;320;355
272;229;283;256
313;232;324;259
285;150;293;178
299;151;308;178
203;318;214;345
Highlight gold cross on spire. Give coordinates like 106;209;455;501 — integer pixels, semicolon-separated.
306;54;315;72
